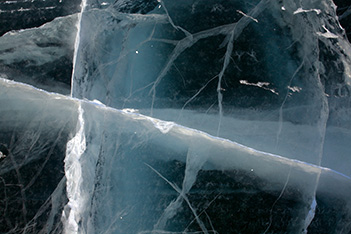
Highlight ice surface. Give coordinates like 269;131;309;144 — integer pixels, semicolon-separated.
69;0;351;232
0;0;81;36
0;79;78;233
0;14;78;94
1;78;351;233
71;0;351;171
1;0;351;233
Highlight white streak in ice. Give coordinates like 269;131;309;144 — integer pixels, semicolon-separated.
293;8;321;15
70;0;87;97
63;104;86;234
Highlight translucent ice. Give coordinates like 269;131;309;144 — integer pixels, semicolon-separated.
1;0;351;233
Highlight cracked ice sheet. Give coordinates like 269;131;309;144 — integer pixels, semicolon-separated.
72;0;351;177
2;79;351;232
0;14;78;94
69;1;351;232
0;0;350;233
0;78;78;233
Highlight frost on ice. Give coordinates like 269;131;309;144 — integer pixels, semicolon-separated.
1;0;351;233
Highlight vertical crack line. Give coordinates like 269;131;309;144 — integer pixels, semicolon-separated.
301;36;329;233
263;166;292;234
71;0;87;97
275;58;305;148
216;28;234;136
303;71;329;233
215;0;269;136
64;103;87;234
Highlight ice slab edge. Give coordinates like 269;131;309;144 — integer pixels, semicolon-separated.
1;79;351;233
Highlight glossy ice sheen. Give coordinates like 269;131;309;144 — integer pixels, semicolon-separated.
1;0;351;233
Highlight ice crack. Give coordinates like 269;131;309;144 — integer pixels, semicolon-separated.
63;104;86;234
